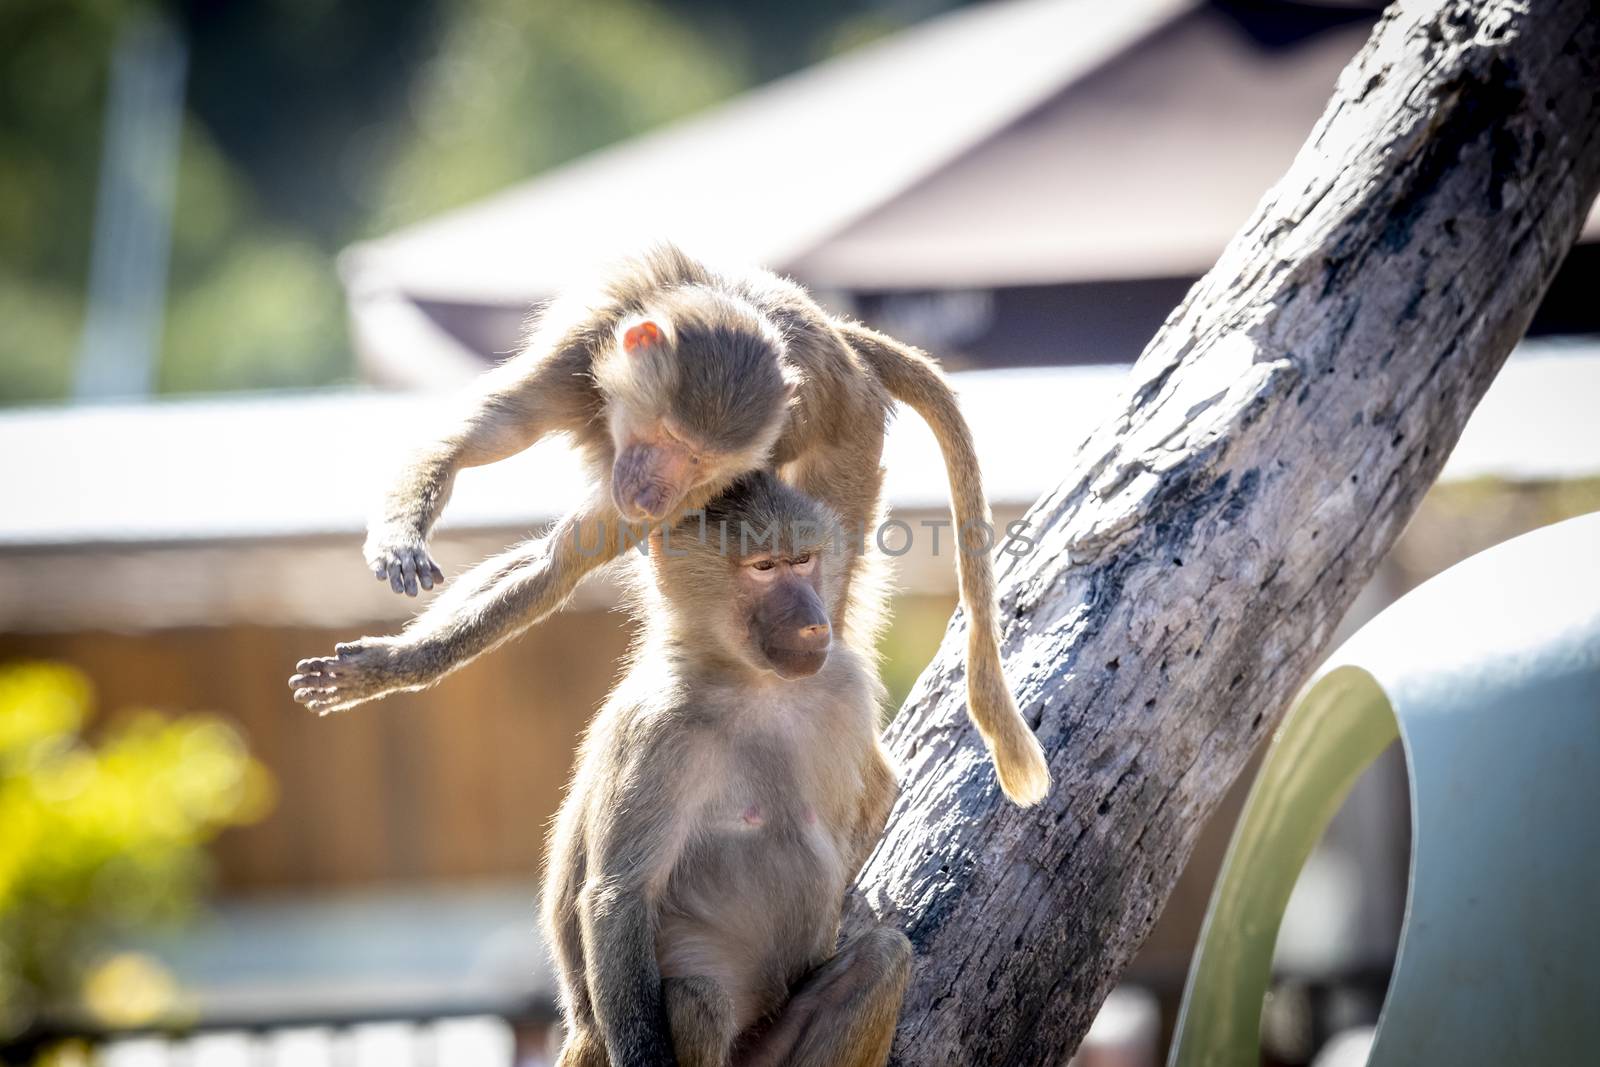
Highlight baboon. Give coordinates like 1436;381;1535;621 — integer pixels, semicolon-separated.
289;244;1049;805
544;472;910;1067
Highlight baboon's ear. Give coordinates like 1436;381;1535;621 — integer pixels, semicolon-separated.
619;316;665;354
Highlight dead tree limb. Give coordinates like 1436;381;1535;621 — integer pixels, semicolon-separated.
856;2;1600;1063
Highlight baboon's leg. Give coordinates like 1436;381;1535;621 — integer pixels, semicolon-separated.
738;927;912;1067
665;976;738;1067
292;495;626;713
555;1024;610;1067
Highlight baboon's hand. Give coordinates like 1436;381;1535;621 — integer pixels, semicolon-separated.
289;638;413;715
364;525;445;597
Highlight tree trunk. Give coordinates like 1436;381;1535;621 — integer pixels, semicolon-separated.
855;1;1600;1063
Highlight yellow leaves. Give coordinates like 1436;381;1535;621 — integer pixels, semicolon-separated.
81;952;180;1030
0;661;90;755
0;661;276;1038
30;1039;93;1067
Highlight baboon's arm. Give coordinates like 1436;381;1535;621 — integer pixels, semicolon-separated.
290;495;625;713
365;323;598;596
579;735;697;1067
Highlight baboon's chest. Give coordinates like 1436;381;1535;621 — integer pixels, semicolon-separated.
655;702;864;1026
677;717;857;902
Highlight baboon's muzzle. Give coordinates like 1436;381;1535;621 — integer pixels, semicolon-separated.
612;442;686;521
754;580;832;679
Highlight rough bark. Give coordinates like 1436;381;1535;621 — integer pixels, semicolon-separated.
854;2;1600;1063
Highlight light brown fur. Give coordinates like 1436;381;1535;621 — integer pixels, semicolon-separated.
288;244;1049;805
545;474;910;1067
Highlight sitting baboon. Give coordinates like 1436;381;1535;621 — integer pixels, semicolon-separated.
544;471;911;1067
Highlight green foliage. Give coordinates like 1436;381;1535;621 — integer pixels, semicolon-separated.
0;663;272;1040
0;0;121;406
0;0;353;403
876;594;958;716
369;0;744;231
0;0;744;404
0;0;121;292
0;0;959;406
0;274;81;405
160;126;349;393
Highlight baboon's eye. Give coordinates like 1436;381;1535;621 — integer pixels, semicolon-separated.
791;553;816;575
792;553;811;566
751;559;776;572
661;423;697;454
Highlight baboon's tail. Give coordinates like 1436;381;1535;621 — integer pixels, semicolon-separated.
840;321;1050;806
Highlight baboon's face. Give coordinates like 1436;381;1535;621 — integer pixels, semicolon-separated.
600;310;791;523
736;550;831;679
610;419;726;522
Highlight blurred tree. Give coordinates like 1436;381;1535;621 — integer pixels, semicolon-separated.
0;662;273;1042
157;124;349;393
0;0;355;402
670;0;962;80
370;0;745;231
172;0;442;238
0;0;968;406
0;0;122;403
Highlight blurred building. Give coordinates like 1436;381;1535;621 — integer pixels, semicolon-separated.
337;0;1600;385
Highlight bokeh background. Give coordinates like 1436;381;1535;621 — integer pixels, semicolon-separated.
4;0;917;404
2;1;1598;1065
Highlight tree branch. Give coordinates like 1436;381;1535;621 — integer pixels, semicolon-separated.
855;2;1600;1062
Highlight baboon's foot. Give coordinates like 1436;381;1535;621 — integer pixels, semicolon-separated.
289;638;415;714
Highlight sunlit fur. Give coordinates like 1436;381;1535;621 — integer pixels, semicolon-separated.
630;474;843;677
291;242;1049;807
544;472;909;1067
594;287;796;462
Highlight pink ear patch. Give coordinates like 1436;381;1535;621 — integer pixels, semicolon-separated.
622;320;662;353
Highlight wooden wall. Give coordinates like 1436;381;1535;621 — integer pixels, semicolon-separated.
0;595;956;894
0;610;631;891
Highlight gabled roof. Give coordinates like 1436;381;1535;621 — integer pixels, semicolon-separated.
341;0;1197;307
786;4;1378;288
